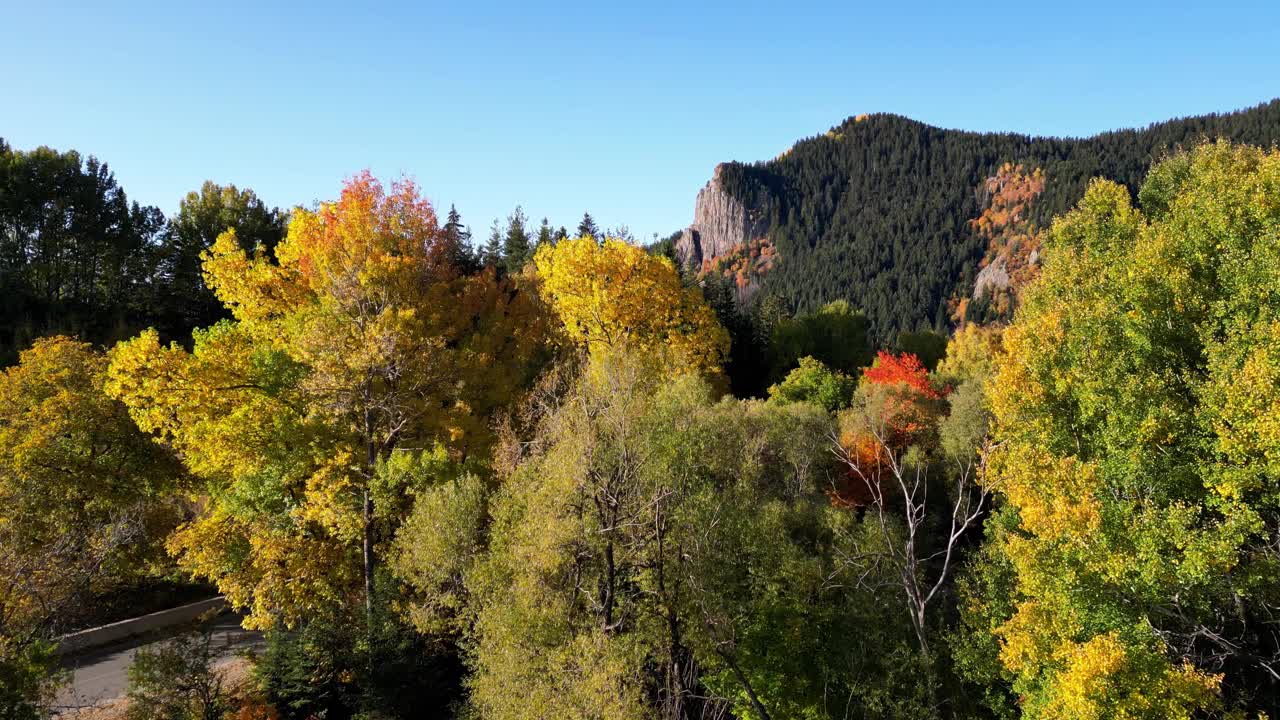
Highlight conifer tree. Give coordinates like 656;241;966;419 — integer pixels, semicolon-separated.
442;204;477;273
483;219;503;271
503;206;531;274
576;212;599;240
536;217;553;249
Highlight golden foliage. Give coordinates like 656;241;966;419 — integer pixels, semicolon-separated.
533;236;728;375
108;173;551;628
0;336;183;634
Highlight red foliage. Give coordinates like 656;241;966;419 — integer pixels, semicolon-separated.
862;352;943;398
830;352;949;509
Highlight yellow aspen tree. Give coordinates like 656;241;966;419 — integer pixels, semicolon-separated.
532;236;729;376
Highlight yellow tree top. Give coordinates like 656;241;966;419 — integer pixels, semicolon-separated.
533;236;728;376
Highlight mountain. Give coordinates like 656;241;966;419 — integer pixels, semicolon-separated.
675;99;1280;342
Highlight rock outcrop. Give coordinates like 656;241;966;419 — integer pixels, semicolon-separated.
675;164;771;272
971;257;1011;300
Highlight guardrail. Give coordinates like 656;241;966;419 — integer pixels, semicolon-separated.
55;596;229;655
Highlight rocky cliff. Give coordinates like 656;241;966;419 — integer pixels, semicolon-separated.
675;164;771;272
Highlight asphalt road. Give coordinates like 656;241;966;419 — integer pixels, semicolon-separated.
54;613;263;713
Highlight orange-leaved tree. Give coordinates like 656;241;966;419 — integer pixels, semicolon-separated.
106;173;551;629
834;351;947;506
833;348;985;669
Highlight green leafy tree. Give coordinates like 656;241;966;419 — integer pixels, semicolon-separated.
0;142;168;362
770;299;872;381
126;621;231;720
255;600;465;719
968;142;1280;719
0;639;62;720
162;181;286;333
398;349;929;719
896;329;948;372
391;457;487;636
766;355;856;412
832;351;985;683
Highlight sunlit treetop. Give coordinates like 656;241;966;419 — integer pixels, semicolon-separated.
107;172;551;629
533;236;729;376
863;351;947;399
977;141;1280;719
201;171;452;326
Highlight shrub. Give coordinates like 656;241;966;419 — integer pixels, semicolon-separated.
126;624;231;720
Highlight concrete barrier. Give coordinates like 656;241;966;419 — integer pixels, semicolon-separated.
56;596;229;656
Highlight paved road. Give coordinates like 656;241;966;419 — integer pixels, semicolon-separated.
54;613;263;713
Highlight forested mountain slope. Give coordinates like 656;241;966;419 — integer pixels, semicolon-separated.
680;99;1280;341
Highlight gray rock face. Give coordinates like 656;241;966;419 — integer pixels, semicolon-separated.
675;227;705;268
675;164;770;270
972;257;1011;299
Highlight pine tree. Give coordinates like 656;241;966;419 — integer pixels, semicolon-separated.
606;224;634;243
576;212;599;240
443;204;464;239
483;219;503;271
503;206;531;274
536;217;553;249
442;204;477;273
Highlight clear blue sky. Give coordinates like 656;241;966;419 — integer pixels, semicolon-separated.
3;1;1278;244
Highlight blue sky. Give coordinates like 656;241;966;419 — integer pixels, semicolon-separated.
3;1;1279;244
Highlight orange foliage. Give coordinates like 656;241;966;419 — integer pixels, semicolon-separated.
698;237;778;288
289;170;452;286
830;352;948;508
955;163;1046;321
232;700;281;720
830;431;886;508
971;163;1044;242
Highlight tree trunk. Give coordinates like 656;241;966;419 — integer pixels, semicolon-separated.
363;432;377;628
720;652;772;720
665;604;687;720
602;539;616;632
908;603;937;703
363;486;375;624
656;513;687;719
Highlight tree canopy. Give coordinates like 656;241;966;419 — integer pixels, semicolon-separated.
533;236;729;376
106;173;551;629
9;121;1280;720
967;141;1280;718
